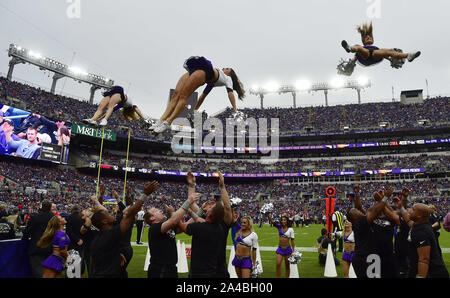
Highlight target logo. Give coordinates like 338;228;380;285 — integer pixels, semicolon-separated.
325;186;336;197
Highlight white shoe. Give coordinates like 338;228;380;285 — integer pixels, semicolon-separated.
153;120;171;133
97;119;107;127
82;118;97;126
149;119;162;131
407;51;421;62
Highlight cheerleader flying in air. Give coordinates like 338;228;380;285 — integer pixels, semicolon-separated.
82;85;150;127
339;22;421;75
150;56;246;134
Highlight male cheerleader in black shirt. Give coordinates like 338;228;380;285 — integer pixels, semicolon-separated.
144;192;201;278
397;203;449;278
185;171;233;278
89;181;159;278
347;187;396;278
178;189;225;278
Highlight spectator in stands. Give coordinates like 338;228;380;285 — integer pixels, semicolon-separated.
4;125;40;159
21;200;54;278
37;215;70;278
0;118;20;155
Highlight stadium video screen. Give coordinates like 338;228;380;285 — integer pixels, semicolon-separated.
0;103;71;163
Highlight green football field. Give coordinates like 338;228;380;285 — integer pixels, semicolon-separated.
125;224;450;278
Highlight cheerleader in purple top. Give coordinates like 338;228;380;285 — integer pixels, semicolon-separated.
341;22;421;69
232;216;259;278
342;220;355;278
150;56;246;133
266;213;295;278
37;215;70;278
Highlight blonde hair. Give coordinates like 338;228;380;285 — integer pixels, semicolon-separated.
356;22;373;43
122;107;140;121
236;216;254;241
37;216;61;248
429;204;436;213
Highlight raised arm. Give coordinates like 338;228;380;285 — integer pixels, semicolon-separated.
353;185;366;214
366;190;390;224
161;193;200;234
227;91;237;113
121;181;159;235
266;214;275;225
194;91;209;111
218;172;232;225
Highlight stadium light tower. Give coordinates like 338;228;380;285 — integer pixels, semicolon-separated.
249;77;371;108
7;44;114;104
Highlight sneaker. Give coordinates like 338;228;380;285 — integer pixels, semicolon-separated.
153;120;171;133
82;118;97;126
149;119;162;131
407;51;421;62
341;40;351;53
97;118;107;127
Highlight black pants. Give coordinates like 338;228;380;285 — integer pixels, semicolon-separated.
136;220;144;243
147;264;178;278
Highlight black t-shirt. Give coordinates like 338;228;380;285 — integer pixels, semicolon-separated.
317;236;335;253
186;222;223;276
394;216;410;255
353;215;395;258
81;228;99;258
407;222;449;278
216;221;231;274
148;222;177;265
90;225;123;278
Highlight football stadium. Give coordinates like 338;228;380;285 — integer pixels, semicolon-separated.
0;0;448;284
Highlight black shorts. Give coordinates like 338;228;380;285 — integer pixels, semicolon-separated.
183;56;215;82
103;86;126;102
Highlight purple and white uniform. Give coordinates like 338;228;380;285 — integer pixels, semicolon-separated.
232;232;258;269
42;230;70;272
274;224;294;255
356;45;384;66
202;68;234;95
342;231;355;262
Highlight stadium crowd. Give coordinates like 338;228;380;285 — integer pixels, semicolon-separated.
1;77;450;141
79;151;450;174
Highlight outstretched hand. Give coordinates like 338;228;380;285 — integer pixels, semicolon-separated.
373;190;384;202
143;181;160;195
188;193;201;204
384;188;393;198
218;172;225;187
353;184;360;194
165;205;174;214
187;171;196;185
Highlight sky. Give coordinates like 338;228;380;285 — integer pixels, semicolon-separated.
0;0;449;119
